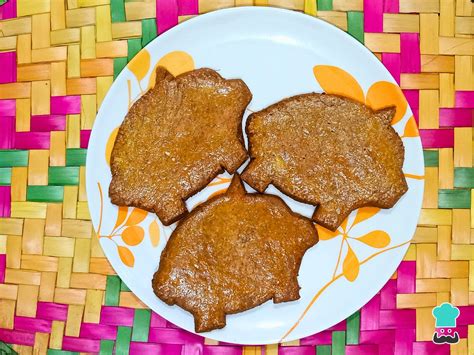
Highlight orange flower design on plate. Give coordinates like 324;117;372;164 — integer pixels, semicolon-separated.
96;183;160;267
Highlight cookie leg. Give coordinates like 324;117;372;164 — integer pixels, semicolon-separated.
194;307;226;333
155;196;187;226
312;203;348;232
274;278;300;303
241;160;272;193
221;143;248;173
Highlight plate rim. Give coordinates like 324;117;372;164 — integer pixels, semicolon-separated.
86;6;425;345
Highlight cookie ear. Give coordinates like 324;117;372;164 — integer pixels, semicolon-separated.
375;106;396;125
227;174;246;196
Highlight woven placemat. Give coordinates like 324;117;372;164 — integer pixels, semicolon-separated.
0;0;473;354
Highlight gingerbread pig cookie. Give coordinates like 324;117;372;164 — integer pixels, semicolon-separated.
109;67;252;225
152;175;318;332
242;93;408;231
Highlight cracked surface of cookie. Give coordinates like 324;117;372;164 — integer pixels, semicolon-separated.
242;93;408;231
152;175;318;333
109;67;252;225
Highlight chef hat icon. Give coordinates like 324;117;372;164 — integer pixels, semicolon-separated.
432;303;460;328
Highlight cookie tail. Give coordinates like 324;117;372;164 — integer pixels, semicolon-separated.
155;197;187;226
241;160;271;193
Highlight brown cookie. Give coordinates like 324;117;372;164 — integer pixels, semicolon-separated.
242;93;408;231
152;175;318;333
109;67;252;225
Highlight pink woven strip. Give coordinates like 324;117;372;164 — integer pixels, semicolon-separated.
327;319;346;331
364;0;383;32
0;99;15;115
147;327;203;344
361;294;381;331
14;132;50;149
394;328;415;355
177;0;198;15
100;306;134;326
439;108;473;127
400;34;421;73
379;309;416;329
403;90;419;109
419;129;454;148
50;96;81;115
36;302;68;321
156;0;178;34
360;329;395;344
397;261;416;294
30;115;66;132
150;312;168;328
300;330;333;345
0;254;6;283
412;341;450;354
0;186;10;218
457;325;468;337
80;130;91;148
14;316;52;333
455;91;474;108
456;306;474;325
0;0;17;20
0;52;16;84
0;116;15;149
130;342;183;355
62;336;100;353
379;344;395;354
346;344;379;354
382;53;401;84
181;343;204;355
0;329;34;346
79;323;118;340
384;0;399;13
380;279;396;309
279;346;317;355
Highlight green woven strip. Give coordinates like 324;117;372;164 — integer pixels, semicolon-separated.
317;0;333;11
316;345;331;355
0;168;11;185
116;326;132;354
99;340;115;355
346;311;360;344
47;350;79;355
438;189;471;209
48;167;79;185
66;149;87;166
110;0;126;22
105;275;121;306
423;150;439;167
114;57;128;80
120;280;131;292
27;186;64;202
0;341;17;355
332;331;346;355
132;309;151;342
127;39;142;62
454;168;474;188
0;150;28;167
347;12;364;44
0;0;7;7
142;19;157;47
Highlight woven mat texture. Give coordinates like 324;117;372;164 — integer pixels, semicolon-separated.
0;0;473;354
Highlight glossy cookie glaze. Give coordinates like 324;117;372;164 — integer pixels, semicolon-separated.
242;93;408;231
109;67;252;225
152;175;318;333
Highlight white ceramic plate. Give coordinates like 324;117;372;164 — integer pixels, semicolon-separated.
86;7;424;345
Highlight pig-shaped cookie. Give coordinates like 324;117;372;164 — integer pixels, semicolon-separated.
242;93;408;231
152;175;318;332
109;67;252;225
